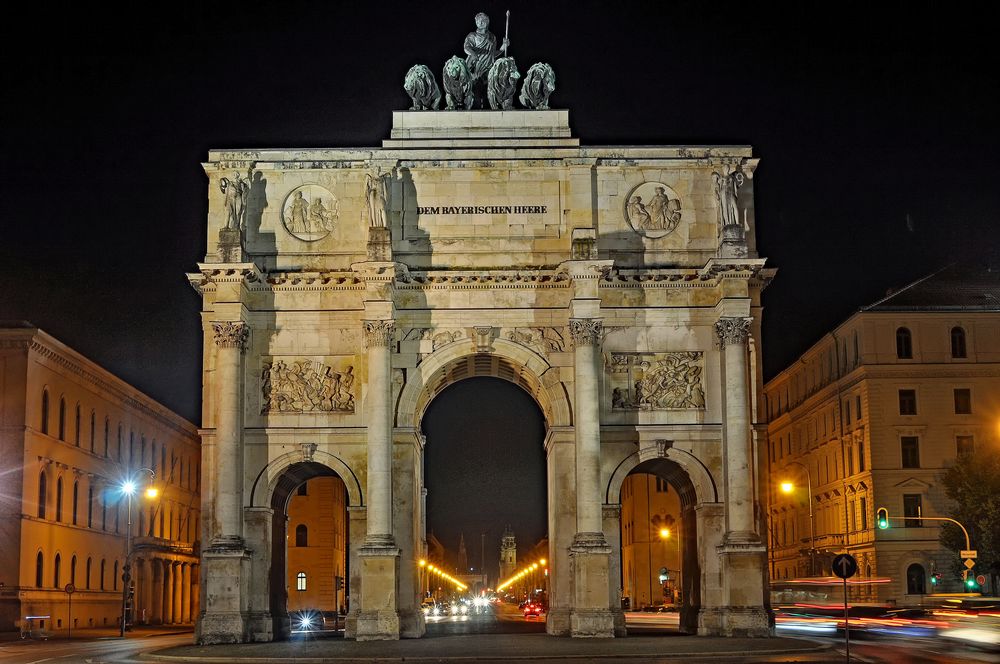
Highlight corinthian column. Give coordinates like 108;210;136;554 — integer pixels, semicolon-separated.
715;317;756;539
211;320;248;546
363;320;395;546
569;318;605;539
567;318;614;637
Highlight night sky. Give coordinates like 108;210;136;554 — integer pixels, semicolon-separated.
2;2;997;566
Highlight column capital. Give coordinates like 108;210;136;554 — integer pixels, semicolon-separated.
363;320;396;348
568;318;603;348
211;321;249;351
714;317;752;348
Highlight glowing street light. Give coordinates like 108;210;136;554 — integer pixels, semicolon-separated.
119;467;156;636
778;460;816;577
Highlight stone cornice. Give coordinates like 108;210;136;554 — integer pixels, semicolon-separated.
24;337;198;439
187;263;263;295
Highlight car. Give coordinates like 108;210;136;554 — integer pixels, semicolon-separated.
420;598;441;616
523;602;544;618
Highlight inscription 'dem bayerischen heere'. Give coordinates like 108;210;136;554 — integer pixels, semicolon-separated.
416;204;548;215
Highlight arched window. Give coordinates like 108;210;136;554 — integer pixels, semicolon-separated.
86;557;92;589
951;326;967;358
896;327;913;359
72;481;79;525
295;524;308;547
37;471;47;518
71;555;77;585
104;418;109;457
75;404;81;445
906;563;926;594
41;389;50;434
87;485;94;528
113;561;119;590
100;559;106;590
58;398;66;440
90;411;96;453
296;571;307;591
117;425;122;462
35;552;44;587
56;478;63;522
54;553;61;588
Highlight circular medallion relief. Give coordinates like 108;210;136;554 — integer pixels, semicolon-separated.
281;185;340;241
623;182;683;238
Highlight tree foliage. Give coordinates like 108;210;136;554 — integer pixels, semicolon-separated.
940;447;1000;586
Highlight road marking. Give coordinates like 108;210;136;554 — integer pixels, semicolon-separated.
26;658;55;664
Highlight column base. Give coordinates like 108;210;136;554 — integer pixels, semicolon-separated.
353;542;400;641
546;607;572;636
714;537;770;637
699;606;772;637
611;607;627;637
208;535;246;551
197;547;251;644
246;611;275;642
569;533;615;638
398;607;426;638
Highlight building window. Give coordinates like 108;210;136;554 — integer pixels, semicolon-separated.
856;395;862;420
844;400;851;425
38;472;47;518
957;435;975;457
903;494;923;527
36;552;44;587
87;486;94;527
296;524;308;547
859;496;868;530
896;327;913;359
898;389;917;415
104;418;109;457
113;561;118;590
954;388;972;414
951;327;967;358
72;481;79;525
71;555;77;585
90;411;96;453
297;572;307;591
100;560;106;590
901;437;920;469
846;446;854;476
54;554;61;588
655;477;668;492
74;405;81;445
56;478;63;522
41;390;50;434
58;398;66;440
858;441;866;472
86;557;92;589
906;563;926;595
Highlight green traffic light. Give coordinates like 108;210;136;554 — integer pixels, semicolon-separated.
966;578;977;589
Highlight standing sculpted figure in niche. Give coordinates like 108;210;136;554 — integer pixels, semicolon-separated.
464;12;509;107
713;169;745;228
365;170;389;228
220;170;250;230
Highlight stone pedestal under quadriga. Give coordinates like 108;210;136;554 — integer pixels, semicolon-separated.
191;110;772;642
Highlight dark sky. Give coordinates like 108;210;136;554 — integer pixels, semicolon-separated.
2;2;998;553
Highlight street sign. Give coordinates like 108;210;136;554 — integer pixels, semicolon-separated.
961;550;977;559
964;559;976;569
64;583;75;594
832;553;858;579
976;575;986;586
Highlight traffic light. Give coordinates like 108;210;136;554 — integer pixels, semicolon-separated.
965;575;978;590
876;508;889;529
930;572;941;585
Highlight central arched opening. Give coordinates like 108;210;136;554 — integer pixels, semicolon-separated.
268;461;349;639
618;458;700;634
421;375;548;635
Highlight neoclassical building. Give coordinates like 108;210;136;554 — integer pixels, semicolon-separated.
0;324;201;633
764;266;1000;602
190;109;774;642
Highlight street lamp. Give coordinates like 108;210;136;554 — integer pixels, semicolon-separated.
779;460;815;577
658;528;681;603
119;467;155;636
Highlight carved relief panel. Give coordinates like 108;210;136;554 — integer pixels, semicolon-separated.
623;181;683;239
260;356;357;414
281;184;340;241
605;351;705;410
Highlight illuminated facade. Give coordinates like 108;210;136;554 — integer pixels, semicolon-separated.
0;324;201;633
285;476;347;613
619;474;682;608
764;267;1000;602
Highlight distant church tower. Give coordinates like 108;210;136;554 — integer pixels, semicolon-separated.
499;525;517;582
457;533;469;572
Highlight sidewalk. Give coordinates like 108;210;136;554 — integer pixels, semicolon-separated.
148;633;828;662
0;624;193;643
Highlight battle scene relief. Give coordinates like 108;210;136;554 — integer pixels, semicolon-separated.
261;357;356;413
606;351;705;410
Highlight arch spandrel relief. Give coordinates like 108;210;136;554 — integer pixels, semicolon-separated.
281;185;340;241
260;356;357;414
623;182;683;239
606;351;705;411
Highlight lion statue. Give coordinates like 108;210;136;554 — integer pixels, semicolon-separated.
487;57;520;110
442;56;474;110
519;63;556;110
403;64;441;111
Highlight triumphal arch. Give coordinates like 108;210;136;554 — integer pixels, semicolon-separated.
190;88;773;642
